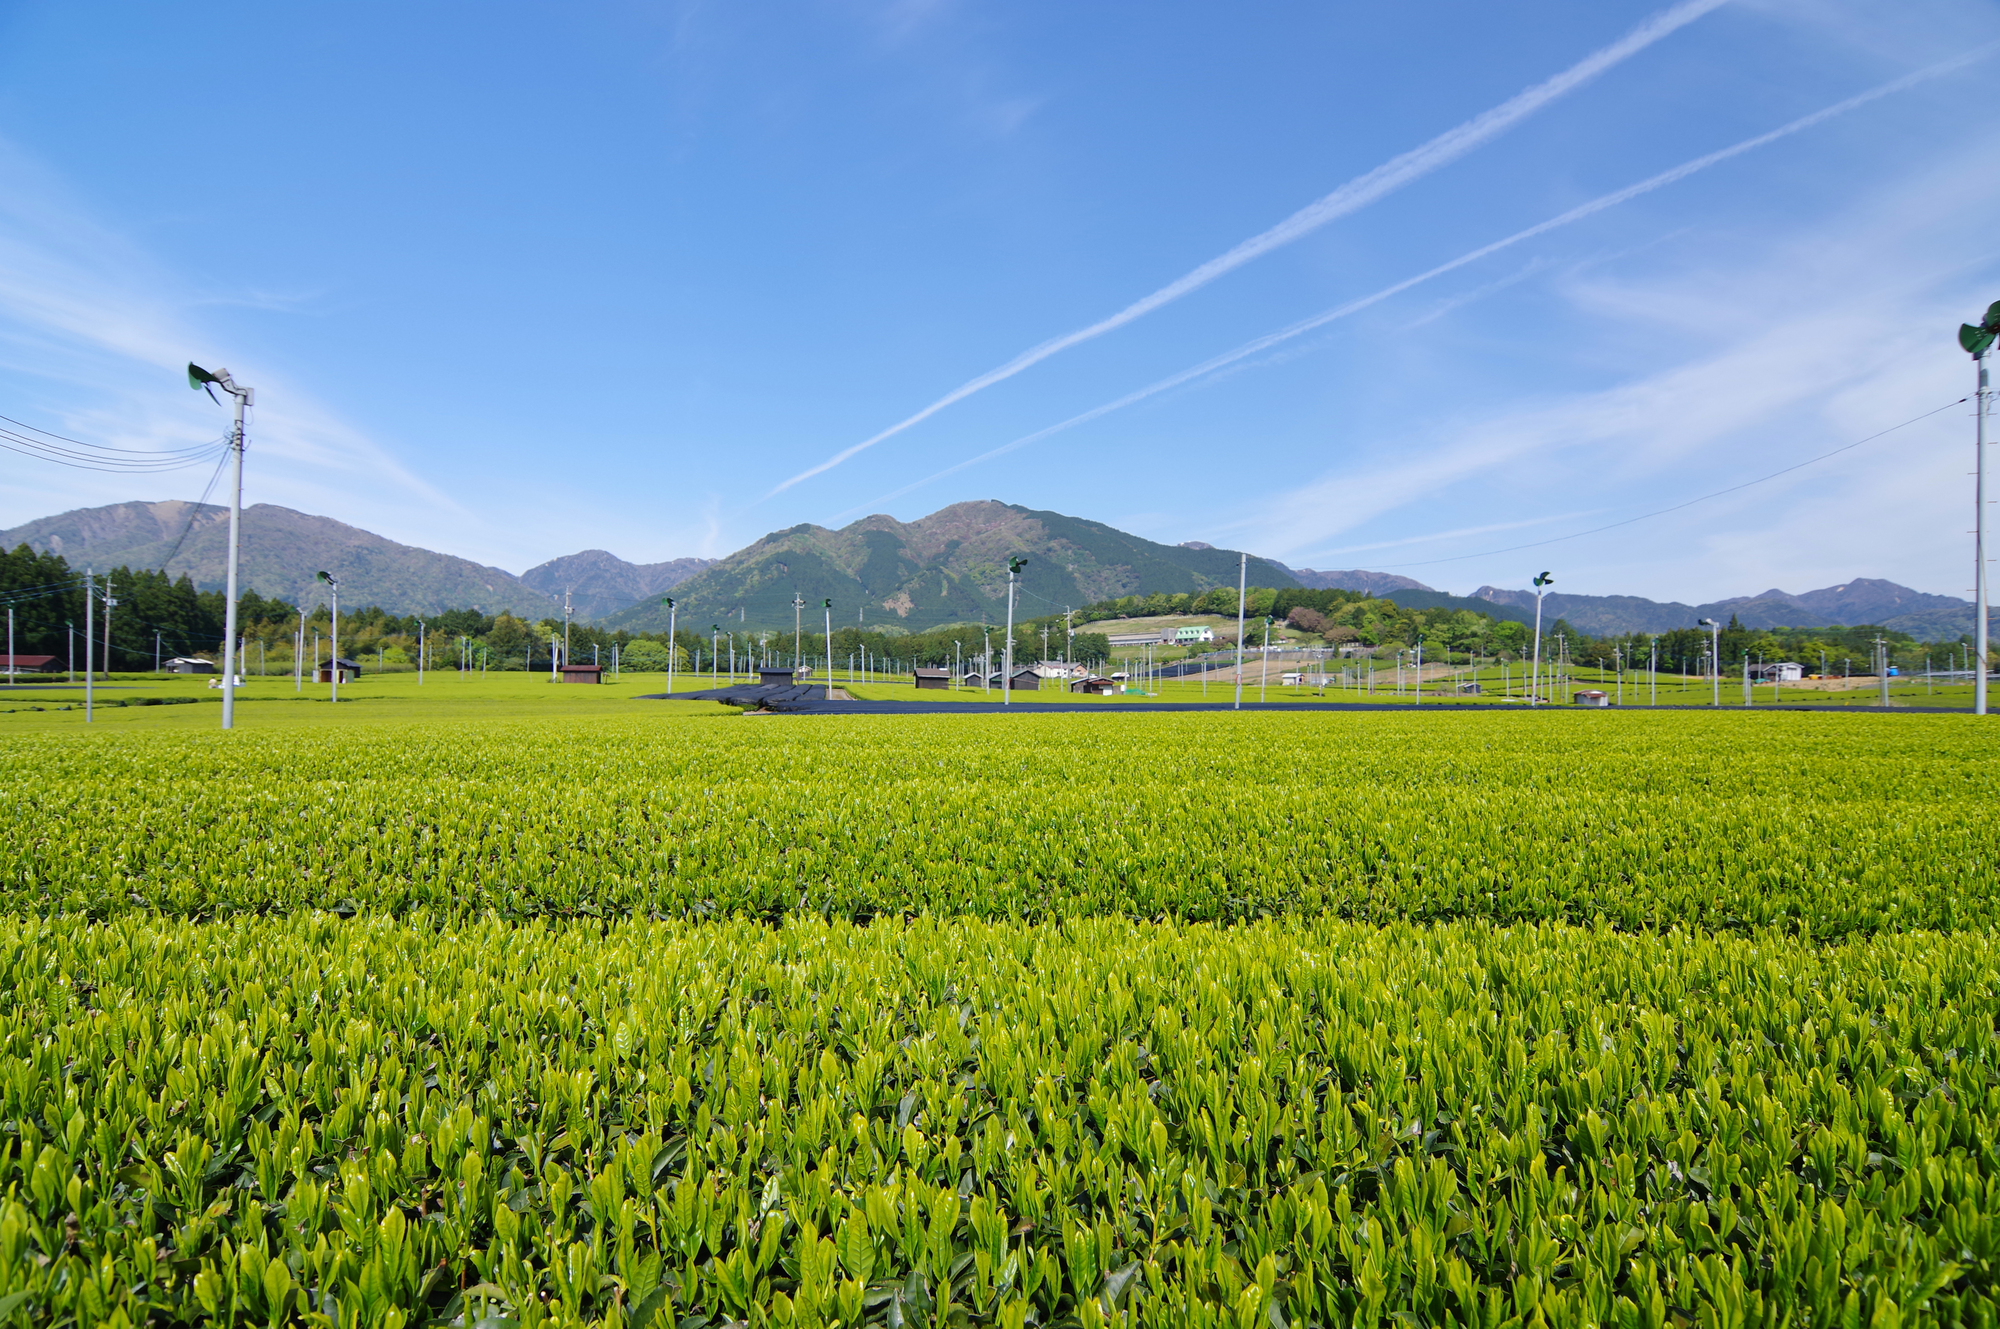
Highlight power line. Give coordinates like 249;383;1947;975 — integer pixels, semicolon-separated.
0;412;228;473
153;450;235;571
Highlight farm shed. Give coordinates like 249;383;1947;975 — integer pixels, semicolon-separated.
0;654;55;675
1572;689;1609;707
560;665;604;684
1070;676;1116;695
317;657;362;684
166;657;217;674
912;668;951;690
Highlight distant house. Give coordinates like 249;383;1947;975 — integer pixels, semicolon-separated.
166;657;217;675
1070;676;1116;695
1032;661;1086;679
560;664;604;684
1172;626;1214;644
1107;632;1168;647
960;669;986;687
987;668;1041;692
317;657;362;683
0;654;55;676
912;667;951;690
1748;661;1805;682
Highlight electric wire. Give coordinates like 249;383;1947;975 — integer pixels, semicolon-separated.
152;450;235;572
0;412;229;473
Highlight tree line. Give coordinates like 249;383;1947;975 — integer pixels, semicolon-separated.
4;542;1978;677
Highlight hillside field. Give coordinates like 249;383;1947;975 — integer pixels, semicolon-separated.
2;697;1997;1326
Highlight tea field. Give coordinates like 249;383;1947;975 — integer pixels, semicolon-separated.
4;708;1998;1327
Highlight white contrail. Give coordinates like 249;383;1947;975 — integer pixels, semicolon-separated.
765;0;1730;499
834;47;1992;521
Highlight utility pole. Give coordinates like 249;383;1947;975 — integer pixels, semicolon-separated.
1064;607;1074;664
1261;617;1273;702
823;599;833;697
983;628;991;695
1877;635;1891;707
1529;572;1552;707
1957;301;1999;714
188;363;252;729
564;589;573;668
83;570;94;722
295;607;306;692
792;593;805;672
417;619;426;686
155;630;162;676
1233;552;1248;710
1699;619;1721;708
316;571;341;703
664;598;677;696
102;575;116;681
1742;651;1751;708
4;606;11;686
1003;557;1026;706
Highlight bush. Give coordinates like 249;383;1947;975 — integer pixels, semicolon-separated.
620;639;676;671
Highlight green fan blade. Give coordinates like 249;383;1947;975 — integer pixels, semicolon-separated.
187;362;217;388
1962;324;1996;357
1985;299;2000;330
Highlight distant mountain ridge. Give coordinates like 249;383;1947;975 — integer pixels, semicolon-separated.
7;499;1974;640
0;501;563;617
519;550;713;620
1470;577;1978;641
1283;566;1436;596
600;501;1298;635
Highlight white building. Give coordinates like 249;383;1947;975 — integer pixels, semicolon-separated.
1172;625;1214;644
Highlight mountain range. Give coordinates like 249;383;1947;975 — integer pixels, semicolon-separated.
518;550;713;620
0;501;566;617
597;501;1297;635
1467;579;1982;641
2;498;1980;641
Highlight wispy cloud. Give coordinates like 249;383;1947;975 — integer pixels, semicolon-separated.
836;47;1988;522
1240;139;2000;599
0;137;458;534
1302;511;1603;559
765;0;1730;499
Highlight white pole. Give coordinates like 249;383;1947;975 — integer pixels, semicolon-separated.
84;569;93;723
1977;347;1990;716
1530;590;1545;708
220;384;247;729
4;605;10;685
295;608;305;692
1233;553;1247;709
1004;567;1018;707
418;620;426;686
824;600;833;697
667;600;677;696
330;584;340;704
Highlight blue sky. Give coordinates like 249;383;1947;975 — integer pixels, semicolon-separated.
1;0;1997;601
